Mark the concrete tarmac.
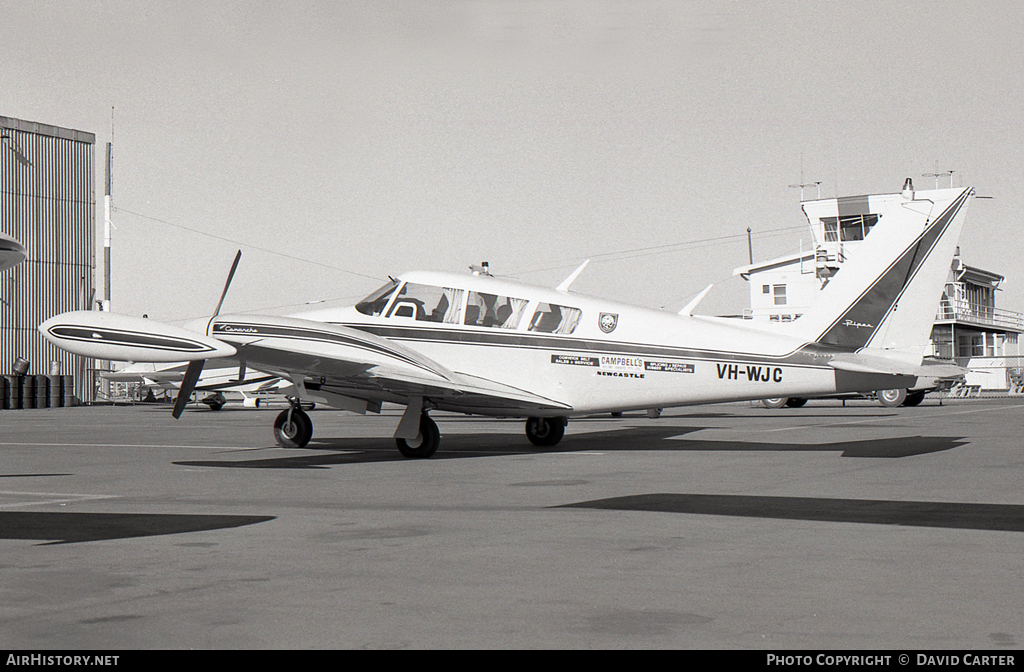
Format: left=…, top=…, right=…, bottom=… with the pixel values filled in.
left=1, top=397, right=1022, bottom=650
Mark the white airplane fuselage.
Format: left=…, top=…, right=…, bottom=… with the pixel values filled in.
left=292, top=272, right=879, bottom=416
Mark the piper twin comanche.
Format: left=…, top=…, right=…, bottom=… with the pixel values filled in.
left=40, top=183, right=973, bottom=458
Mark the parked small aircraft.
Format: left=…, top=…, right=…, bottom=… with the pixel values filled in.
left=0, top=232, right=26, bottom=274
left=39, top=184, right=973, bottom=458
left=102, top=362, right=289, bottom=409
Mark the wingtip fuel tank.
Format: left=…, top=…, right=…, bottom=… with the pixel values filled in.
left=38, top=311, right=236, bottom=362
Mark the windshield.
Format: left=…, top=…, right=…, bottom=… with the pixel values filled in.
left=355, top=279, right=399, bottom=316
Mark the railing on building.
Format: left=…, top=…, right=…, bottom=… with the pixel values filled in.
left=935, top=301, right=1024, bottom=330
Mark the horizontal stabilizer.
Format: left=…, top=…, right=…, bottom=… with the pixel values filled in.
left=39, top=311, right=237, bottom=362
left=829, top=352, right=966, bottom=379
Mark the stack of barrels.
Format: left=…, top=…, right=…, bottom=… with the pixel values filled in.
left=0, top=358, right=75, bottom=410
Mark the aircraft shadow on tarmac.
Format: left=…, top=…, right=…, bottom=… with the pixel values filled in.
left=0, top=511, right=275, bottom=545
left=171, top=424, right=969, bottom=469
left=558, top=494, right=1024, bottom=534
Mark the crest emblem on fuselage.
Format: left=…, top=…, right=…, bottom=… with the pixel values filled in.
left=599, top=312, right=618, bottom=334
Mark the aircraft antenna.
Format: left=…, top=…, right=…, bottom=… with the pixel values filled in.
left=922, top=162, right=955, bottom=189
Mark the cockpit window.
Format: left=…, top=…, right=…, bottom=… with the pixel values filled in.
left=387, top=283, right=464, bottom=324
left=529, top=303, right=581, bottom=334
left=355, top=279, right=399, bottom=316
left=464, top=292, right=529, bottom=329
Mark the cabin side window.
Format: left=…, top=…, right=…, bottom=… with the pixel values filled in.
left=464, top=291, right=529, bottom=329
left=355, top=280, right=399, bottom=316
left=387, top=283, right=464, bottom=324
left=529, top=302, right=581, bottom=335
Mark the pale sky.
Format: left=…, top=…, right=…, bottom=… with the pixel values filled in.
left=3, top=0, right=1022, bottom=322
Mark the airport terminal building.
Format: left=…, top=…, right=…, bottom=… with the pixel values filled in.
left=1, top=115, right=96, bottom=404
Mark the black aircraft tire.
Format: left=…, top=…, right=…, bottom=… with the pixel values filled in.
left=903, top=390, right=926, bottom=407
left=396, top=414, right=440, bottom=459
left=761, top=397, right=788, bottom=409
left=274, top=408, right=313, bottom=448
left=525, top=416, right=566, bottom=447
left=784, top=397, right=807, bottom=408
left=877, top=388, right=907, bottom=408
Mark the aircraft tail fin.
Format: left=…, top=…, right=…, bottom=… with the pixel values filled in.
left=786, top=184, right=973, bottom=365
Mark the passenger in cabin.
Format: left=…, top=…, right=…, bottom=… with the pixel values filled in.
left=464, top=292, right=529, bottom=329
left=431, top=294, right=449, bottom=322
left=496, top=303, right=512, bottom=326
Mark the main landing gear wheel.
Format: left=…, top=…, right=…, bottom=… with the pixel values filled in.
left=525, top=416, right=566, bottom=447
left=903, top=390, right=926, bottom=407
left=784, top=397, right=807, bottom=408
left=761, top=397, right=788, bottom=409
left=396, top=413, right=440, bottom=459
left=274, top=408, right=313, bottom=448
left=877, top=388, right=907, bottom=408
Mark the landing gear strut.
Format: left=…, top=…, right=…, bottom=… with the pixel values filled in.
left=274, top=401, right=313, bottom=448
left=525, top=416, right=567, bottom=447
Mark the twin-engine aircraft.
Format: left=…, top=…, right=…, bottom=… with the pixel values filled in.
left=40, top=183, right=973, bottom=458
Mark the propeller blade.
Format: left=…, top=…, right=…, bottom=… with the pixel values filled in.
left=212, top=250, right=242, bottom=319
left=172, top=359, right=206, bottom=419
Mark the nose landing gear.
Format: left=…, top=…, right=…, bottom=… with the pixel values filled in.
left=274, top=400, right=313, bottom=448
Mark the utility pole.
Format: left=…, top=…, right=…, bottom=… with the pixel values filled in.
left=103, top=107, right=113, bottom=312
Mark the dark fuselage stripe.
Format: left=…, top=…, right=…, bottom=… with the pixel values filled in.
left=340, top=323, right=840, bottom=370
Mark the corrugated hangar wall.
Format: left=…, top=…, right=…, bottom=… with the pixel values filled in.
left=1, top=115, right=96, bottom=404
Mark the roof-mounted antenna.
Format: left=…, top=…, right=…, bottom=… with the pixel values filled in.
left=556, top=260, right=590, bottom=292
left=679, top=284, right=714, bottom=316
left=788, top=153, right=821, bottom=200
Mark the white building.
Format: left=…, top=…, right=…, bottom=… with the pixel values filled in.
left=733, top=181, right=1023, bottom=393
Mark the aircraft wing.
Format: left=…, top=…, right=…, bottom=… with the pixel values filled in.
left=211, top=314, right=573, bottom=415
left=39, top=311, right=571, bottom=415
left=102, top=365, right=186, bottom=385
